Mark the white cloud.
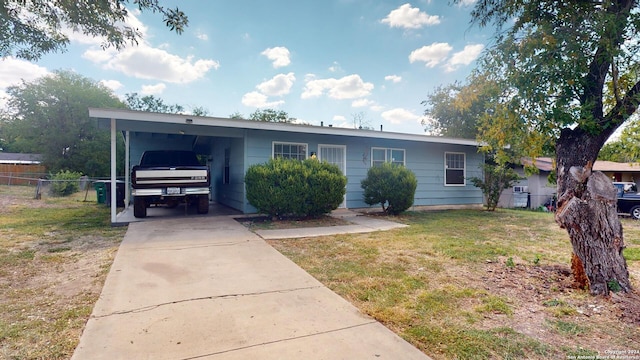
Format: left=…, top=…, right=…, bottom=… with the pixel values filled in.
left=301, top=74, right=374, bottom=100
left=195, top=31, right=209, bottom=41
left=458, top=0, right=477, bottom=6
left=381, top=108, right=422, bottom=125
left=141, top=83, right=166, bottom=95
left=100, top=79, right=123, bottom=91
left=82, top=48, right=118, bottom=63
left=261, top=46, right=291, bottom=68
left=76, top=9, right=217, bottom=84
left=241, top=91, right=285, bottom=108
left=370, top=105, right=384, bottom=112
left=409, top=43, right=453, bottom=67
left=385, top=75, right=402, bottom=83
left=352, top=98, right=375, bottom=108
left=328, top=61, right=342, bottom=73
left=86, top=45, right=219, bottom=84
left=65, top=9, right=148, bottom=47
left=0, top=57, right=50, bottom=89
left=256, top=72, right=296, bottom=96
left=333, top=115, right=346, bottom=122
left=381, top=3, right=440, bottom=29
left=445, top=44, right=484, bottom=72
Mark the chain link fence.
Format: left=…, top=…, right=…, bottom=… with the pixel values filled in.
left=0, top=174, right=124, bottom=205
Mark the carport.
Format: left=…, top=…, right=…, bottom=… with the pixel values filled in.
left=90, top=108, right=249, bottom=225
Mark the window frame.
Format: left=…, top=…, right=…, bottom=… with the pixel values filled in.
left=272, top=141, right=308, bottom=160
left=444, top=152, right=466, bottom=186
left=371, top=147, right=406, bottom=167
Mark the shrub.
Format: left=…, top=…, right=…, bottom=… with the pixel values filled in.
left=361, top=163, right=417, bottom=215
left=469, top=163, right=522, bottom=211
left=245, top=157, right=347, bottom=218
left=49, top=170, right=83, bottom=197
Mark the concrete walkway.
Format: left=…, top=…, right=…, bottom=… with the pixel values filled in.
left=72, top=214, right=428, bottom=359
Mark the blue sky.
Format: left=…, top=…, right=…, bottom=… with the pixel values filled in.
left=0, top=0, right=491, bottom=135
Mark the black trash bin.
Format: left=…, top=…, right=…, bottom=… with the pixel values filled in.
left=100, top=180, right=125, bottom=207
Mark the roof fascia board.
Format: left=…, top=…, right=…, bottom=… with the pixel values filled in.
left=89, top=108, right=479, bottom=146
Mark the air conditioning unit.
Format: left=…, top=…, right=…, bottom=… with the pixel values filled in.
left=513, top=186, right=529, bottom=193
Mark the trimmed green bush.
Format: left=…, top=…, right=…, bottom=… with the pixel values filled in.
left=245, top=157, right=347, bottom=218
left=50, top=170, right=83, bottom=197
left=361, top=163, right=417, bottom=215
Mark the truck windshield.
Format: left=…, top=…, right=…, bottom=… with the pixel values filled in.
left=141, top=151, right=201, bottom=167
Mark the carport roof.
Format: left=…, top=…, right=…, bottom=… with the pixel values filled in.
left=89, top=108, right=479, bottom=147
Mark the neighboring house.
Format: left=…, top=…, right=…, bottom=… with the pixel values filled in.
left=498, top=157, right=640, bottom=210
left=0, top=153, right=45, bottom=185
left=497, top=158, right=556, bottom=210
left=90, top=108, right=485, bottom=223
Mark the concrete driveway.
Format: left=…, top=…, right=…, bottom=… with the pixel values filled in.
left=72, top=215, right=429, bottom=359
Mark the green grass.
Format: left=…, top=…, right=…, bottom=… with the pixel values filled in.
left=0, top=186, right=125, bottom=359
left=269, top=208, right=640, bottom=359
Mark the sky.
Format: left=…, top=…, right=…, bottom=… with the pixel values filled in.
left=0, top=0, right=492, bottom=135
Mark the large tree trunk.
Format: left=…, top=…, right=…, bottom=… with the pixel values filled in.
left=555, top=128, right=631, bottom=295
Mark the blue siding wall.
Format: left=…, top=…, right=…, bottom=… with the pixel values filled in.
left=129, top=128, right=483, bottom=213
left=244, top=130, right=483, bottom=212
left=211, top=137, right=246, bottom=211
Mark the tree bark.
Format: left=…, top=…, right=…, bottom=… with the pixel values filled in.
left=555, top=129, right=631, bottom=295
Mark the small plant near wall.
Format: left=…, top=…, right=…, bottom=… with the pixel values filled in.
left=361, top=163, right=417, bottom=215
left=469, top=163, right=522, bottom=211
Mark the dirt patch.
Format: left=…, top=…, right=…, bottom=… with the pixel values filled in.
left=478, top=259, right=640, bottom=353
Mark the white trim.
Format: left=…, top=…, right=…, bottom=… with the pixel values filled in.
left=89, top=108, right=479, bottom=146
left=272, top=141, right=308, bottom=160
left=371, top=147, right=406, bottom=167
left=110, top=118, right=117, bottom=223
left=444, top=152, right=466, bottom=186
left=318, top=144, right=347, bottom=208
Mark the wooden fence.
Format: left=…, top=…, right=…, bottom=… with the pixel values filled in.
left=0, top=164, right=47, bottom=186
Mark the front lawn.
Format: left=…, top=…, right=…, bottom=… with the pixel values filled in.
left=268, top=209, right=640, bottom=359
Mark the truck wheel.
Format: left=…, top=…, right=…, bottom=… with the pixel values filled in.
left=197, top=195, right=209, bottom=214
left=134, top=197, right=147, bottom=218
left=631, top=206, right=640, bottom=220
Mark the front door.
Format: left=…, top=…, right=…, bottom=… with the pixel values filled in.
left=318, top=145, right=347, bottom=208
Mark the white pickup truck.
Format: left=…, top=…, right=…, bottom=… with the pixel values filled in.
left=131, top=150, right=210, bottom=218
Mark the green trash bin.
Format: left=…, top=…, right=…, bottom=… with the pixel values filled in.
left=94, top=181, right=107, bottom=204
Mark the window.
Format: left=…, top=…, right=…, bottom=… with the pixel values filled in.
left=273, top=142, right=307, bottom=160
left=371, top=147, right=405, bottom=167
left=445, top=152, right=465, bottom=186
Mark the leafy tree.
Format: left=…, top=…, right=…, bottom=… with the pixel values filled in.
left=125, top=93, right=185, bottom=114
left=421, top=81, right=487, bottom=139
left=1, top=0, right=188, bottom=60
left=599, top=118, right=640, bottom=162
left=361, top=163, right=417, bottom=215
left=229, top=112, right=244, bottom=120
left=458, top=0, right=640, bottom=294
left=249, top=109, right=293, bottom=123
left=1, top=70, right=126, bottom=176
left=469, top=162, right=522, bottom=211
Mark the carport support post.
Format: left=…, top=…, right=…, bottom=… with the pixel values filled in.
left=110, top=118, right=117, bottom=224
left=125, top=130, right=130, bottom=208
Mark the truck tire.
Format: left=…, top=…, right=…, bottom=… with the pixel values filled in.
left=197, top=195, right=209, bottom=214
left=631, top=206, right=640, bottom=220
left=134, top=197, right=147, bottom=218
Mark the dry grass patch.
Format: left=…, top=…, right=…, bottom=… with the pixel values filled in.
left=0, top=185, right=126, bottom=359
left=268, top=209, right=640, bottom=359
